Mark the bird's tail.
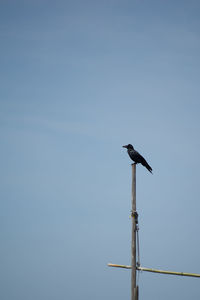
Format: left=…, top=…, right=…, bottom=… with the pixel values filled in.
left=142, top=160, right=153, bottom=174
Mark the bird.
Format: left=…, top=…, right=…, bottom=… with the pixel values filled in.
left=123, top=144, right=153, bottom=173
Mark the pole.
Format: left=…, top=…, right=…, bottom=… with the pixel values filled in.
left=131, top=164, right=137, bottom=300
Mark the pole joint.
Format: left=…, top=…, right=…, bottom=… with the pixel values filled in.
left=131, top=210, right=138, bottom=224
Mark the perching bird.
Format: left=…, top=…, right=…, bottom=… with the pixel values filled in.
left=123, top=144, right=153, bottom=173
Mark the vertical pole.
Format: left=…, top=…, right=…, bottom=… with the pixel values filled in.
left=131, top=164, right=137, bottom=300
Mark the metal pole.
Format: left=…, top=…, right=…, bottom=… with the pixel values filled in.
left=131, top=164, right=137, bottom=300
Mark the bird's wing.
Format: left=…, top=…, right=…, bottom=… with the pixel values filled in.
left=138, top=153, right=153, bottom=173
left=138, top=153, right=147, bottom=164
left=128, top=150, right=141, bottom=162
left=134, top=150, right=143, bottom=161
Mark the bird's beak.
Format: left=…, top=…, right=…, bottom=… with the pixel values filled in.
left=122, top=145, right=128, bottom=148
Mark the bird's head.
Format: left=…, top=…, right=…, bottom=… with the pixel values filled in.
left=123, top=144, right=134, bottom=150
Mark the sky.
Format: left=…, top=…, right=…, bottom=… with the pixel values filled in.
left=1, top=0, right=200, bottom=299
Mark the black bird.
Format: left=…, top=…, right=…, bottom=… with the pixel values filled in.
left=123, top=144, right=153, bottom=173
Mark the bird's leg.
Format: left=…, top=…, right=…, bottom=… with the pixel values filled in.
left=132, top=162, right=138, bottom=165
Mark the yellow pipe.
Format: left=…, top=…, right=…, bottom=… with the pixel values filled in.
left=107, top=263, right=200, bottom=278
left=108, top=263, right=131, bottom=269
left=137, top=267, right=200, bottom=278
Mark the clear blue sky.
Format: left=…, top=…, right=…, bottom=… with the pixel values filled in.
left=1, top=0, right=200, bottom=299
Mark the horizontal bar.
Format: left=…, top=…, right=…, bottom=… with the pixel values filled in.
left=108, top=263, right=131, bottom=269
left=137, top=267, right=200, bottom=278
left=107, top=263, right=200, bottom=278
